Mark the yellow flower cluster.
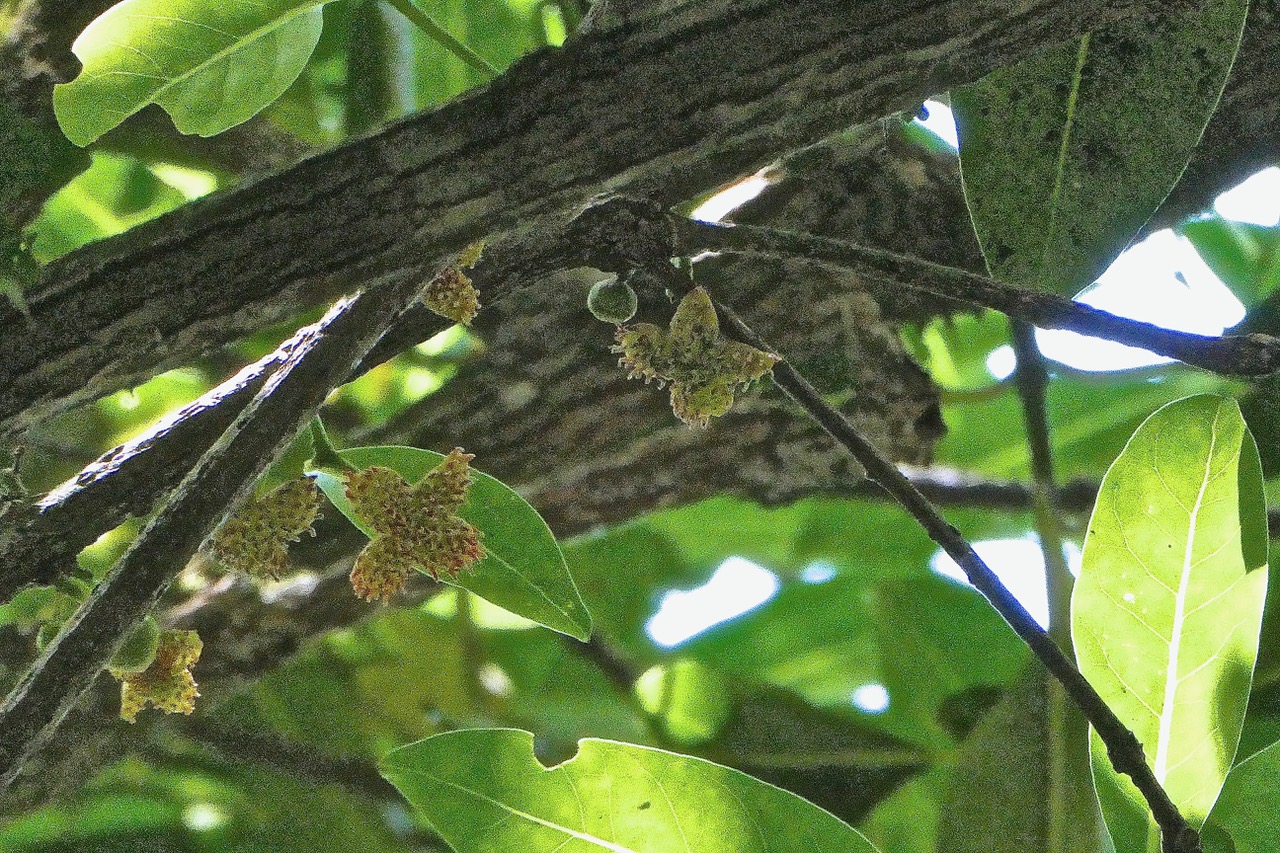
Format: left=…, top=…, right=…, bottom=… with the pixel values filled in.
left=613, top=287, right=779, bottom=427
left=344, top=448, right=485, bottom=601
left=113, top=629, right=202, bottom=723
left=208, top=478, right=321, bottom=580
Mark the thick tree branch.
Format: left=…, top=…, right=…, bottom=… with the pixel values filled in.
left=171, top=718, right=403, bottom=802
left=705, top=293, right=1201, bottom=853
left=678, top=219, right=1280, bottom=377
left=0, top=192, right=932, bottom=601
left=0, top=0, right=1171, bottom=437
left=0, top=262, right=431, bottom=790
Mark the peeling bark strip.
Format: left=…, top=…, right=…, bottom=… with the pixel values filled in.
left=0, top=0, right=1163, bottom=437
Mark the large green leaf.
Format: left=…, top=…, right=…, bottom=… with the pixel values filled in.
left=380, top=729, right=883, bottom=851
left=936, top=665, right=1113, bottom=853
left=1180, top=217, right=1280, bottom=309
left=311, top=446, right=592, bottom=641
left=872, top=575, right=1027, bottom=749
left=934, top=367, right=1231, bottom=482
left=953, top=0, right=1247, bottom=294
left=1202, top=739, right=1280, bottom=853
left=1072, top=395, right=1268, bottom=845
left=53, top=0, right=336, bottom=146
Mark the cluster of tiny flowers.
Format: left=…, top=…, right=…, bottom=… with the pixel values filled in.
left=208, top=478, right=321, bottom=579
left=113, top=629, right=203, bottom=723
left=344, top=448, right=485, bottom=601
left=422, top=267, right=481, bottom=325
left=613, top=287, right=779, bottom=427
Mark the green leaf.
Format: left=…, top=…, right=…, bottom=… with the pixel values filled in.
left=873, top=575, right=1028, bottom=749
left=311, top=446, right=592, bottom=641
left=953, top=0, right=1248, bottom=294
left=705, top=681, right=928, bottom=824
left=1072, top=395, right=1268, bottom=842
left=345, top=0, right=417, bottom=134
left=380, top=729, right=883, bottom=852
left=936, top=665, right=1113, bottom=853
left=1180, top=218, right=1280, bottom=308
left=1202, top=739, right=1280, bottom=853
left=53, top=0, right=336, bottom=146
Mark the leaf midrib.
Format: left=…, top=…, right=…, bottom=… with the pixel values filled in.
left=1153, top=405, right=1222, bottom=782
left=393, top=767, right=642, bottom=853
left=75, top=1, right=322, bottom=101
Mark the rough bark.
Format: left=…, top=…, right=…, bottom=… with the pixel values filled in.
left=0, top=260, right=434, bottom=790
left=0, top=0, right=1170, bottom=437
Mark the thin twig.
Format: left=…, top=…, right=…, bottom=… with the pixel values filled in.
left=0, top=265, right=431, bottom=791
left=704, top=291, right=1201, bottom=853
left=678, top=218, right=1280, bottom=378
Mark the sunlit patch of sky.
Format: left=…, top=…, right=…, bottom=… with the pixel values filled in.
left=914, top=99, right=960, bottom=149
left=645, top=557, right=780, bottom=648
left=914, top=100, right=1275, bottom=376
left=852, top=683, right=891, bottom=714
left=1215, top=166, right=1280, bottom=226
left=801, top=561, right=838, bottom=584
left=182, top=803, right=226, bottom=832
left=931, top=537, right=1082, bottom=630
left=689, top=170, right=774, bottom=223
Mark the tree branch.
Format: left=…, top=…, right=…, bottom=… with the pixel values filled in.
left=704, top=293, right=1200, bottom=852
left=0, top=262, right=431, bottom=790
left=0, top=0, right=1170, bottom=436
left=677, top=219, right=1280, bottom=377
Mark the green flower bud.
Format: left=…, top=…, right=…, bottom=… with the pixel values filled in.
left=588, top=276, right=638, bottom=325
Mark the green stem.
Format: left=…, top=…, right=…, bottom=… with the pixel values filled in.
left=309, top=417, right=356, bottom=473
left=1009, top=321, right=1088, bottom=853
left=1009, top=322, right=1074, bottom=649
left=383, top=0, right=499, bottom=78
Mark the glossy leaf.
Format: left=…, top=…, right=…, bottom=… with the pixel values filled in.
left=935, top=367, right=1229, bottom=482
left=54, top=0, right=337, bottom=146
left=1073, top=395, right=1268, bottom=840
left=953, top=0, right=1247, bottom=294
left=311, top=446, right=591, bottom=641
left=380, top=729, right=883, bottom=852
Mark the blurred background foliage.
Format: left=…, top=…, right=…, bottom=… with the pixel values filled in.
left=2, top=0, right=1279, bottom=851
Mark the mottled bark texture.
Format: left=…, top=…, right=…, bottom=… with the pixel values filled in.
left=1, top=0, right=1275, bottom=816
left=0, top=0, right=1168, bottom=437
left=370, top=126, right=959, bottom=532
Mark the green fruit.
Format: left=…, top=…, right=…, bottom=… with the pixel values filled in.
left=109, top=615, right=160, bottom=674
left=587, top=276, right=638, bottom=324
